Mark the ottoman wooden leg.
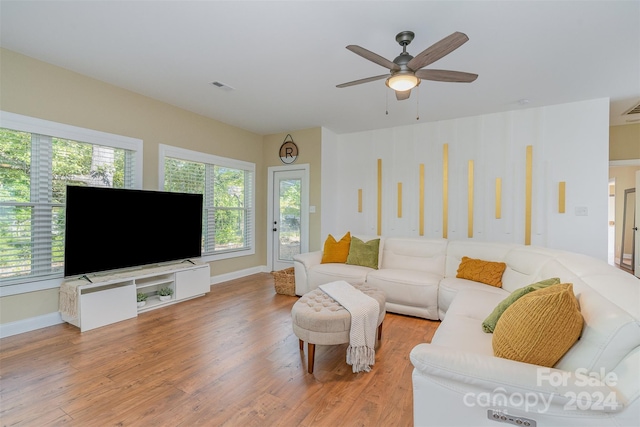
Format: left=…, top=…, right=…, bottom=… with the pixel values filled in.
left=377, top=321, right=383, bottom=341
left=299, top=339, right=304, bottom=351
left=307, top=343, right=315, bottom=374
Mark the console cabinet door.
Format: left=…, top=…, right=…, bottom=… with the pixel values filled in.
left=80, top=282, right=137, bottom=332
left=175, top=266, right=210, bottom=300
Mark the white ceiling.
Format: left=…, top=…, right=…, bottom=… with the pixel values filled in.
left=1, top=1, right=639, bottom=135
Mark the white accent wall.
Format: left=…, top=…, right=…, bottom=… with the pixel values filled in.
left=321, top=98, right=609, bottom=260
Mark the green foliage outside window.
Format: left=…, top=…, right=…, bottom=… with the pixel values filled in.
left=0, top=127, right=129, bottom=280
left=279, top=179, right=301, bottom=241
left=0, top=129, right=31, bottom=203
left=164, top=158, right=250, bottom=254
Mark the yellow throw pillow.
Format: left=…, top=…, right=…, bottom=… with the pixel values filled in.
left=482, top=277, right=561, bottom=333
left=321, top=232, right=351, bottom=263
left=492, top=283, right=583, bottom=367
left=456, top=256, right=507, bottom=287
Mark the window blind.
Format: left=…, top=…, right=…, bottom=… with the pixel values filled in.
left=163, top=151, right=254, bottom=258
left=0, top=126, right=137, bottom=283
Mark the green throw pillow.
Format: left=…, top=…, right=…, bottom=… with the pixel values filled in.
left=482, top=277, right=560, bottom=333
left=345, top=237, right=380, bottom=269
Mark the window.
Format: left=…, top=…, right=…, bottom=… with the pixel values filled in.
left=0, top=112, right=142, bottom=291
left=159, top=144, right=255, bottom=260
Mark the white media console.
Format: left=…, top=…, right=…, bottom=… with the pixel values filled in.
left=60, top=261, right=210, bottom=332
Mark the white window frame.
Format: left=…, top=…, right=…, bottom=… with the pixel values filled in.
left=0, top=111, right=143, bottom=296
left=158, top=144, right=256, bottom=262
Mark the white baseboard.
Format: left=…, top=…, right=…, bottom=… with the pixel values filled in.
left=0, top=311, right=64, bottom=339
left=210, top=265, right=269, bottom=285
left=0, top=266, right=270, bottom=338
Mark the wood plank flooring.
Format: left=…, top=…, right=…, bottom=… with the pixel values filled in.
left=0, top=273, right=439, bottom=426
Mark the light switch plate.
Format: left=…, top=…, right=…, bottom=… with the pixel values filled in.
left=575, top=206, right=588, bottom=216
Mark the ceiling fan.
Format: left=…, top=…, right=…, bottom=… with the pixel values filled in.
left=336, top=31, right=478, bottom=100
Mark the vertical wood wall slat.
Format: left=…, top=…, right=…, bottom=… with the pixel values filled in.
left=525, top=145, right=533, bottom=245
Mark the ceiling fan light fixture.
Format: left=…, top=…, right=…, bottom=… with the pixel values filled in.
left=386, top=74, right=419, bottom=91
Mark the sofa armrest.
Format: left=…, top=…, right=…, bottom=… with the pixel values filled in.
left=293, top=251, right=323, bottom=269
left=410, top=343, right=626, bottom=414
left=292, top=251, right=323, bottom=296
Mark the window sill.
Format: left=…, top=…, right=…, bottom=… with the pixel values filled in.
left=201, top=248, right=255, bottom=263
left=0, top=276, right=63, bottom=297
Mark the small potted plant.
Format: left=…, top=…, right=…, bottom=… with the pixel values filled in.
left=158, top=287, right=174, bottom=302
left=137, top=292, right=148, bottom=307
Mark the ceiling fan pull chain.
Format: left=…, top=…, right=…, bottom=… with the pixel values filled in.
left=386, top=89, right=389, bottom=115
left=416, top=86, right=420, bottom=120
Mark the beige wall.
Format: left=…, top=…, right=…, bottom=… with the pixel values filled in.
left=0, top=48, right=268, bottom=324
left=0, top=289, right=60, bottom=323
left=610, top=123, right=640, bottom=160
left=263, top=129, right=323, bottom=252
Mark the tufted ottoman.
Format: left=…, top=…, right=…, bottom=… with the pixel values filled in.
left=291, top=282, right=386, bottom=373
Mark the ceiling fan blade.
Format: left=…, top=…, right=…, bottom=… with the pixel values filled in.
left=336, top=74, right=388, bottom=88
left=415, top=69, right=478, bottom=83
left=395, top=90, right=411, bottom=101
left=407, top=32, right=469, bottom=71
left=346, top=45, right=400, bottom=71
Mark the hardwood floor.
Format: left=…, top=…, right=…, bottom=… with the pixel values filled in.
left=0, top=273, right=439, bottom=426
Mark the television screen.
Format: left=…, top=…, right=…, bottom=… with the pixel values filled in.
left=64, top=186, right=203, bottom=277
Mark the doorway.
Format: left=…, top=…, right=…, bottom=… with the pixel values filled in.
left=608, top=179, right=615, bottom=265
left=267, top=165, right=309, bottom=271
left=620, top=188, right=635, bottom=273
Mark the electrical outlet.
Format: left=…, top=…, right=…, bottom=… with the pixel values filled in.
left=575, top=206, right=588, bottom=216
left=487, top=409, right=537, bottom=427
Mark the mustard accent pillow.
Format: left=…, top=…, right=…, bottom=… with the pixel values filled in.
left=321, top=232, right=351, bottom=263
left=346, top=237, right=380, bottom=269
left=456, top=256, right=507, bottom=287
left=482, top=277, right=561, bottom=333
left=492, top=283, right=583, bottom=367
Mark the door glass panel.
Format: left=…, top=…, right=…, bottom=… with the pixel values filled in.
left=278, top=178, right=301, bottom=261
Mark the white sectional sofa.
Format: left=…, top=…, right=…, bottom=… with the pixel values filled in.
left=294, top=235, right=448, bottom=319
left=293, top=236, right=640, bottom=427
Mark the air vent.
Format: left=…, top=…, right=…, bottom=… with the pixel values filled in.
left=623, top=101, right=640, bottom=115
left=210, top=81, right=235, bottom=92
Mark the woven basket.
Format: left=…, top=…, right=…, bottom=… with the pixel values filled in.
left=272, top=267, right=296, bottom=296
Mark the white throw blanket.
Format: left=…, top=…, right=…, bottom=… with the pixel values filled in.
left=319, top=281, right=379, bottom=373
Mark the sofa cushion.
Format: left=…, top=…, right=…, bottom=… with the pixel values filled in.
left=438, top=277, right=509, bottom=319
left=346, top=236, right=380, bottom=269
left=482, top=277, right=561, bottom=333
left=456, top=256, right=507, bottom=287
left=431, top=289, right=503, bottom=354
left=492, top=283, right=583, bottom=367
left=321, top=232, right=351, bottom=263
left=380, top=237, right=447, bottom=272
left=500, top=247, right=559, bottom=292
left=366, top=269, right=440, bottom=319
left=307, top=263, right=372, bottom=289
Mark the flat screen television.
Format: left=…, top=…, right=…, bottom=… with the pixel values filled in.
left=64, top=186, right=203, bottom=278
